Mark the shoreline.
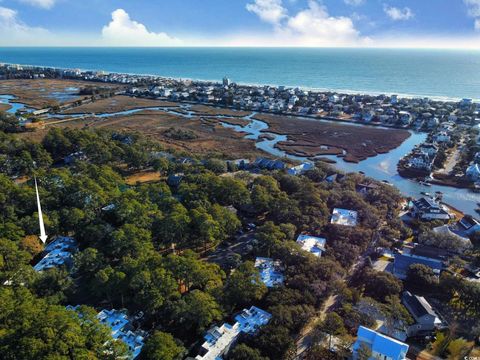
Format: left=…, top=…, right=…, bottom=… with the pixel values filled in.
left=1, top=61, right=477, bottom=103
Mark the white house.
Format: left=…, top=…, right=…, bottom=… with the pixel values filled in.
left=254, top=257, right=284, bottom=287
left=331, top=208, right=358, bottom=226
left=296, top=234, right=326, bottom=257
left=196, top=307, right=271, bottom=360
left=410, top=197, right=451, bottom=221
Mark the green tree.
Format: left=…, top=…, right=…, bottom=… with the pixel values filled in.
left=447, top=338, right=471, bottom=360
left=227, top=344, right=268, bottom=360
left=224, top=261, right=267, bottom=309
left=141, top=331, right=185, bottom=360
left=319, top=312, right=346, bottom=350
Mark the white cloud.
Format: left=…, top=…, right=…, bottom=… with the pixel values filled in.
left=465, top=0, right=480, bottom=17
left=101, top=9, right=181, bottom=46
left=246, top=0, right=287, bottom=25
left=246, top=0, right=367, bottom=46
left=383, top=5, right=414, bottom=21
left=18, top=0, right=57, bottom=9
left=0, top=6, right=51, bottom=45
left=464, top=0, right=480, bottom=30
left=344, top=0, right=365, bottom=6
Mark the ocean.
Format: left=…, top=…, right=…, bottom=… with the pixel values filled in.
left=0, top=47, right=479, bottom=101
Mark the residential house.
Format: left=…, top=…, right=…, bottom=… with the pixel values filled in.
left=296, top=234, right=327, bottom=257
left=392, top=246, right=444, bottom=280
left=287, top=162, right=314, bottom=175
left=331, top=208, right=358, bottom=226
left=410, top=197, right=451, bottom=221
left=195, top=307, right=271, bottom=360
left=352, top=326, right=409, bottom=360
left=402, top=291, right=442, bottom=337
left=466, top=163, right=480, bottom=181
left=67, top=307, right=146, bottom=359
left=254, top=257, right=284, bottom=287
left=458, top=216, right=480, bottom=235
left=434, top=131, right=451, bottom=144
left=33, top=236, right=78, bottom=272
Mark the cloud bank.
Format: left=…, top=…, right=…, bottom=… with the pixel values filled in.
left=464, top=0, right=480, bottom=30
left=101, top=9, right=181, bottom=46
left=246, top=0, right=368, bottom=46
left=0, top=6, right=51, bottom=45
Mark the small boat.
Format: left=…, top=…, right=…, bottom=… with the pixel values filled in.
left=421, top=192, right=431, bottom=197
left=359, top=171, right=365, bottom=175
left=419, top=181, right=432, bottom=187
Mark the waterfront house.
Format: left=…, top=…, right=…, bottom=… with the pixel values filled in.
left=466, top=163, right=480, bottom=181
left=296, top=234, right=327, bottom=257
left=287, top=162, right=314, bottom=175
left=355, top=183, right=379, bottom=196
left=410, top=197, right=451, bottom=221
left=432, top=224, right=472, bottom=251
left=408, top=152, right=433, bottom=171
left=433, top=131, right=451, bottom=144
left=398, top=111, right=412, bottom=125
left=418, top=143, right=438, bottom=158
left=352, top=326, right=409, bottom=360
left=402, top=291, right=442, bottom=337
left=458, top=215, right=480, bottom=235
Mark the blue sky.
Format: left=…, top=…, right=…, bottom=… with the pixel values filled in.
left=0, top=0, right=479, bottom=47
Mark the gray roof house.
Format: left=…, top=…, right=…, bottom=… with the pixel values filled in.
left=402, top=291, right=442, bottom=337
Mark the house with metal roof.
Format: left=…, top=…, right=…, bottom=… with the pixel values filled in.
left=392, top=250, right=444, bottom=280
left=66, top=307, right=145, bottom=359
left=410, top=197, right=451, bottom=221
left=352, top=326, right=409, bottom=360
left=33, top=236, right=78, bottom=272
left=254, top=257, right=284, bottom=287
left=195, top=306, right=271, bottom=360
left=296, top=234, right=326, bottom=257
left=402, top=291, right=442, bottom=337
left=331, top=208, right=358, bottom=226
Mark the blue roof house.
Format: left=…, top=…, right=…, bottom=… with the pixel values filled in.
left=352, top=326, right=409, bottom=360
left=392, top=252, right=444, bottom=280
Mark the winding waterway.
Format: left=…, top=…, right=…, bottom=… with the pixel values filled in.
left=2, top=94, right=479, bottom=216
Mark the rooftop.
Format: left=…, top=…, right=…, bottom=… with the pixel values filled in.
left=331, top=208, right=358, bottom=226
left=402, top=291, right=441, bottom=325
left=254, top=257, right=284, bottom=287
left=353, top=326, right=409, bottom=360
left=195, top=306, right=271, bottom=360
left=296, top=234, right=326, bottom=257
left=67, top=306, right=145, bottom=359
left=33, top=236, right=78, bottom=272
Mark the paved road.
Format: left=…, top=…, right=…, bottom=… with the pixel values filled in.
left=204, top=230, right=255, bottom=267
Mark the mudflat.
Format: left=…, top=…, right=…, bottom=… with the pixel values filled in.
left=61, top=95, right=178, bottom=114
left=43, top=110, right=264, bottom=159
left=0, top=79, right=122, bottom=109
left=253, top=113, right=411, bottom=162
